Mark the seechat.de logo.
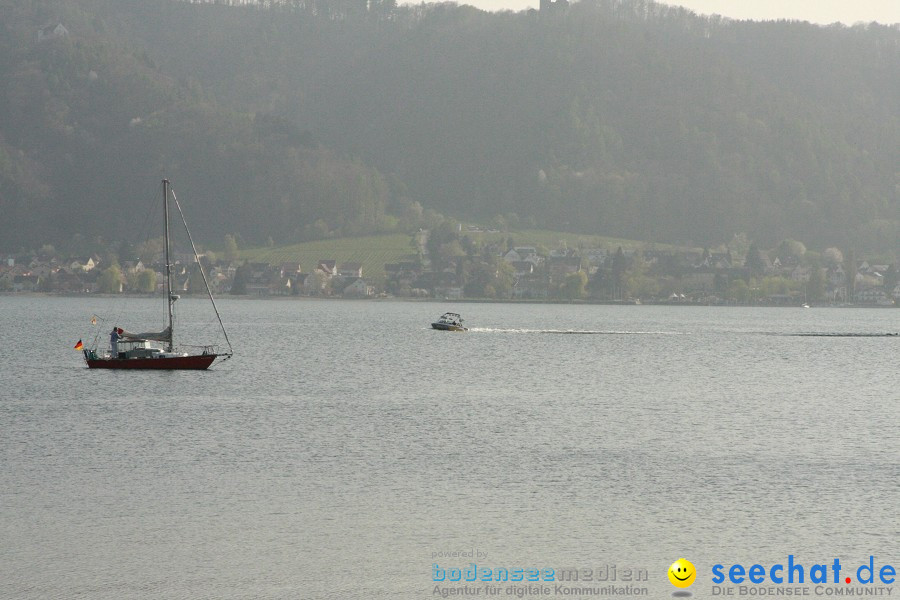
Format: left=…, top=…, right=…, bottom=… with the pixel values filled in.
left=669, top=558, right=697, bottom=588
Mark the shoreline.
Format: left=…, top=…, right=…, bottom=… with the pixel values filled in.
left=1, top=291, right=895, bottom=308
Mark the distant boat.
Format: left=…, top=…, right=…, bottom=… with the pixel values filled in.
left=802, top=303, right=811, bottom=309
left=81, top=179, right=233, bottom=370
left=431, top=312, right=467, bottom=332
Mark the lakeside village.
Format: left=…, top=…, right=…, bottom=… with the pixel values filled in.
left=2, top=231, right=899, bottom=306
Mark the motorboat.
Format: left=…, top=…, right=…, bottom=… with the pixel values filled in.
left=431, top=312, right=467, bottom=332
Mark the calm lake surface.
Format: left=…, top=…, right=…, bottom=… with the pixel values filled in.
left=1, top=296, right=898, bottom=599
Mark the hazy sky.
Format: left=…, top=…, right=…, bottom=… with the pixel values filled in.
left=459, top=0, right=900, bottom=24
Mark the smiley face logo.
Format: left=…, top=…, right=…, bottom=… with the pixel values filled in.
left=668, top=558, right=696, bottom=588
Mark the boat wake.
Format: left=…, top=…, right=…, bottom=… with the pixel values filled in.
left=782, top=332, right=899, bottom=337
left=466, top=328, right=683, bottom=335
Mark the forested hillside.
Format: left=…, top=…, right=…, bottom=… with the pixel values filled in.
left=0, top=0, right=417, bottom=250
left=1, top=0, right=898, bottom=254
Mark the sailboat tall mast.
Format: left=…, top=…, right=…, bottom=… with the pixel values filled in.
left=163, top=179, right=174, bottom=352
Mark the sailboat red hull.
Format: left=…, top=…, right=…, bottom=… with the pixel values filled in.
left=86, top=354, right=218, bottom=370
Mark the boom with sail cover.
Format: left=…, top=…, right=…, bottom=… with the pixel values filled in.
left=117, top=327, right=172, bottom=343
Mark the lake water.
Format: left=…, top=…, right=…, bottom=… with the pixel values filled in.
left=1, top=296, right=898, bottom=599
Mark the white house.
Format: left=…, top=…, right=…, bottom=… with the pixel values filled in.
left=856, top=287, right=892, bottom=305
left=342, top=277, right=373, bottom=297
left=296, top=273, right=323, bottom=295
left=316, top=259, right=337, bottom=278
left=37, top=23, right=68, bottom=42
left=70, top=257, right=96, bottom=272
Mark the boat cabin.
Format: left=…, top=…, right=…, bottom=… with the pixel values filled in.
left=436, top=312, right=463, bottom=325
left=115, top=339, right=164, bottom=359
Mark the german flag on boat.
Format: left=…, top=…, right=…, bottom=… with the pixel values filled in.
left=73, top=339, right=83, bottom=351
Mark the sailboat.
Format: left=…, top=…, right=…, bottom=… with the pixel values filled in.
left=82, top=179, right=233, bottom=370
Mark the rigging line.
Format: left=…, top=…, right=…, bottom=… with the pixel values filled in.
left=170, top=187, right=234, bottom=357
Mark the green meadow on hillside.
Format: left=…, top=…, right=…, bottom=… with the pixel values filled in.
left=238, top=230, right=694, bottom=283
left=239, top=234, right=419, bottom=281
left=462, top=229, right=691, bottom=253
